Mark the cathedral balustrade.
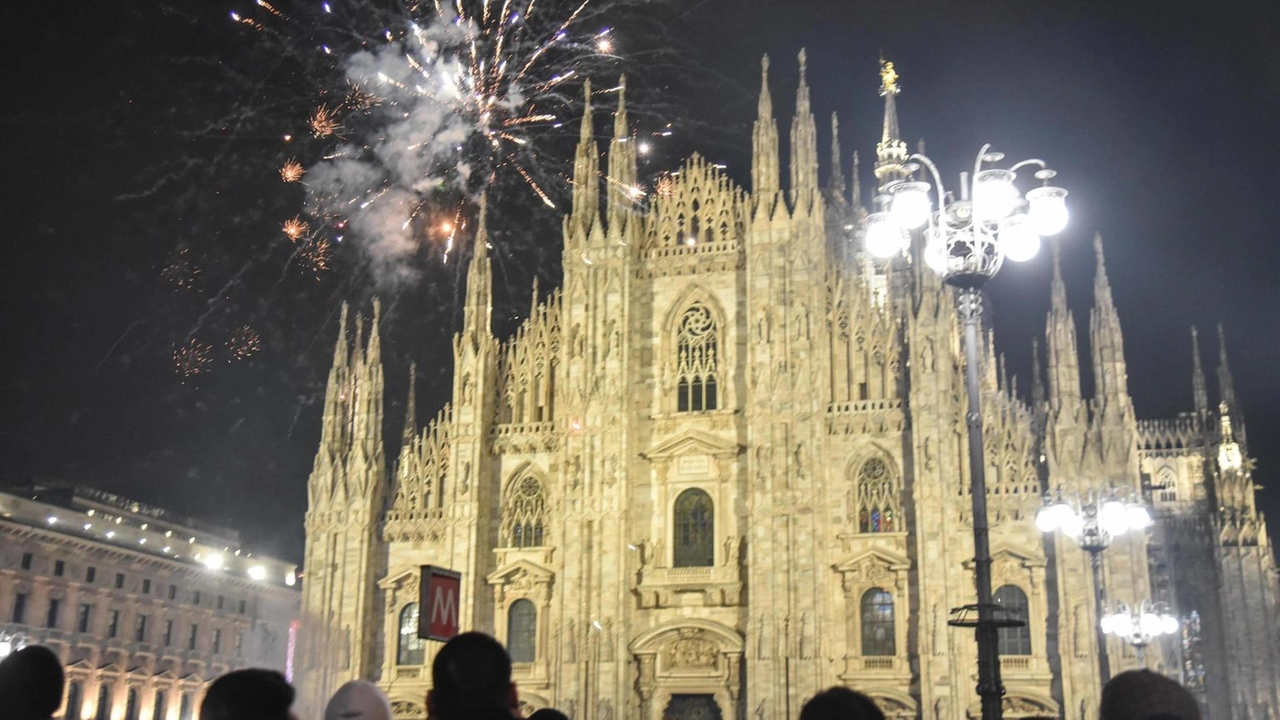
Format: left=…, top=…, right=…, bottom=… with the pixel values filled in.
left=825, top=398, right=905, bottom=435
left=635, top=562, right=742, bottom=609
left=492, top=421, right=559, bottom=454
left=1137, top=416, right=1202, bottom=451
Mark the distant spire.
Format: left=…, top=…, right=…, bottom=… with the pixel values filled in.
left=1217, top=323, right=1236, bottom=411
left=366, top=297, right=382, bottom=367
left=570, top=80, right=599, bottom=233
left=751, top=54, right=780, bottom=213
left=828, top=112, right=846, bottom=200
left=874, top=58, right=908, bottom=188
left=463, top=193, right=493, bottom=343
left=1191, top=326, right=1208, bottom=419
left=789, top=48, right=819, bottom=212
left=606, top=75, right=637, bottom=226
left=1089, top=232, right=1131, bottom=407
left=851, top=151, right=864, bottom=214
left=1046, top=239, right=1083, bottom=410
left=1031, top=337, right=1046, bottom=410
left=403, top=361, right=417, bottom=444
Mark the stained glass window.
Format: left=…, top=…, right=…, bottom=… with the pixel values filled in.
left=994, top=585, right=1031, bottom=655
left=398, top=603, right=425, bottom=665
left=674, top=489, right=714, bottom=567
left=502, top=475, right=547, bottom=548
left=676, top=304, right=719, bottom=412
left=856, top=458, right=900, bottom=533
left=861, top=588, right=896, bottom=656
left=508, top=599, right=537, bottom=663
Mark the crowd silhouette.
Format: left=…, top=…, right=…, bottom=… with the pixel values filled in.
left=0, top=632, right=1203, bottom=720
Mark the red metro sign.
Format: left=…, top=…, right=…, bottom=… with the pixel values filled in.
left=419, top=565, right=462, bottom=642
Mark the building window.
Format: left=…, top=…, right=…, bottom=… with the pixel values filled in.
left=238, top=599, right=247, bottom=614
left=46, top=598, right=60, bottom=629
left=21, top=553, right=33, bottom=570
left=502, top=475, right=547, bottom=548
left=855, top=457, right=900, bottom=533
left=115, top=573, right=125, bottom=589
left=143, top=579, right=151, bottom=594
left=87, top=566, right=97, bottom=583
left=507, top=599, right=537, bottom=663
left=153, top=690, right=167, bottom=720
left=860, top=587, right=896, bottom=656
left=994, top=585, right=1032, bottom=656
left=213, top=629, right=223, bottom=654
left=96, top=685, right=112, bottom=720
left=1157, top=466, right=1178, bottom=503
left=217, top=595, right=224, bottom=610
left=78, top=603, right=92, bottom=633
left=675, top=303, right=719, bottom=412
left=673, top=488, right=715, bottom=567
left=188, top=624, right=199, bottom=651
left=55, top=560, right=65, bottom=576
left=136, top=614, right=148, bottom=642
left=66, top=682, right=83, bottom=720
left=125, top=687, right=140, bottom=720
left=169, top=585, right=177, bottom=600
left=397, top=603, right=425, bottom=666
left=163, top=620, right=173, bottom=646
left=179, top=693, right=191, bottom=720
left=193, top=591, right=200, bottom=605
left=108, top=610, right=120, bottom=638
left=12, top=593, right=27, bottom=624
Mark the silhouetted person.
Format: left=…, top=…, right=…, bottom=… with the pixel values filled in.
left=0, top=645, right=65, bottom=720
left=1101, top=670, right=1201, bottom=720
left=528, top=709, right=570, bottom=720
left=325, top=680, right=392, bottom=720
left=428, top=632, right=518, bottom=720
left=800, top=686, right=886, bottom=720
left=200, top=668, right=297, bottom=720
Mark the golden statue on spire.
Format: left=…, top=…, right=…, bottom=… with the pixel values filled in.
left=879, top=59, right=900, bottom=96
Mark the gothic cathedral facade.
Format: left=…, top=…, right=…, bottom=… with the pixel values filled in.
left=296, top=56, right=1280, bottom=720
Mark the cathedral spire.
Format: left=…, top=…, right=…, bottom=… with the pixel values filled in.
left=751, top=54, right=780, bottom=215
left=828, top=112, right=846, bottom=201
left=1089, top=232, right=1130, bottom=401
left=463, top=193, right=493, bottom=344
left=1046, top=241, right=1083, bottom=413
left=1191, top=326, right=1208, bottom=420
left=570, top=80, right=599, bottom=234
left=874, top=58, right=908, bottom=188
left=789, top=48, right=819, bottom=213
left=606, top=75, right=637, bottom=226
left=1217, top=323, right=1237, bottom=411
left=403, top=361, right=417, bottom=445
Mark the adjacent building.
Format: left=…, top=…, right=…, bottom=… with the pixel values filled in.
left=295, top=56, right=1280, bottom=720
left=0, top=483, right=300, bottom=720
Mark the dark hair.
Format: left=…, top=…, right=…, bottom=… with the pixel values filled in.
left=528, top=709, right=571, bottom=720
left=0, top=645, right=65, bottom=720
left=800, top=686, right=886, bottom=720
left=200, top=668, right=295, bottom=720
left=1101, top=670, right=1200, bottom=720
left=431, top=632, right=513, bottom=718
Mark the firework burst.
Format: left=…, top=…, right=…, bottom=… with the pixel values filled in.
left=280, top=159, right=306, bottom=182
left=173, top=338, right=214, bottom=380
left=227, top=325, right=263, bottom=361
left=282, top=216, right=310, bottom=241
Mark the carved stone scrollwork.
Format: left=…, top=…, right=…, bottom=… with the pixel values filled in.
left=665, top=628, right=719, bottom=669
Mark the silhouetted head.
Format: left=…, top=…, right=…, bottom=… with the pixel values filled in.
left=428, top=632, right=515, bottom=720
left=1101, top=670, right=1200, bottom=720
left=0, top=645, right=65, bottom=720
left=528, top=709, right=570, bottom=720
left=325, top=680, right=392, bottom=720
left=200, top=668, right=296, bottom=720
left=800, top=686, right=886, bottom=720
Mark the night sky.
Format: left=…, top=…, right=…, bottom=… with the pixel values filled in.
left=4, top=0, right=1280, bottom=564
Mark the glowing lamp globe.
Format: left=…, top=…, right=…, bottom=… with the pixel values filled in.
left=999, top=215, right=1040, bottom=262
left=890, top=181, right=932, bottom=229
left=973, top=169, right=1019, bottom=222
left=1160, top=615, right=1179, bottom=635
left=1100, top=500, right=1129, bottom=536
left=1027, top=186, right=1069, bottom=236
left=864, top=213, right=908, bottom=259
left=923, top=229, right=949, bottom=275
left=1125, top=505, right=1152, bottom=531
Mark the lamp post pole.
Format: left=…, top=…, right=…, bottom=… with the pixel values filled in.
left=865, top=141, right=1070, bottom=720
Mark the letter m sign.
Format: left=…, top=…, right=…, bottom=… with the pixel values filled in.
left=419, top=565, right=462, bottom=641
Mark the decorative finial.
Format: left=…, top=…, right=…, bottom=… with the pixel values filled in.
left=762, top=53, right=770, bottom=74
left=1093, top=231, right=1106, bottom=272
left=880, top=59, right=900, bottom=96
left=798, top=48, right=807, bottom=77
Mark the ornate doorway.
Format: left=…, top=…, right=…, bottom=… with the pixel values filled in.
left=664, top=694, right=722, bottom=720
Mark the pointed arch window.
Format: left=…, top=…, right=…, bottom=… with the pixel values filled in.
left=673, top=488, right=714, bottom=567
left=96, top=685, right=112, bottom=720
left=398, top=603, right=425, bottom=665
left=994, top=585, right=1032, bottom=656
left=855, top=458, right=900, bottom=533
left=154, top=690, right=167, bottom=720
left=1157, top=466, right=1178, bottom=502
left=66, top=682, right=83, bottom=720
left=676, top=303, right=719, bottom=412
left=507, top=599, right=537, bottom=663
left=125, top=687, right=140, bottom=720
left=860, top=587, right=896, bottom=656
left=179, top=692, right=192, bottom=720
left=502, top=475, right=547, bottom=548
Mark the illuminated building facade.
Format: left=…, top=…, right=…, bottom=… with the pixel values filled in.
left=0, top=484, right=300, bottom=720
left=296, top=57, right=1280, bottom=720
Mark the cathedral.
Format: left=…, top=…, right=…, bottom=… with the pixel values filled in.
left=295, top=55, right=1280, bottom=720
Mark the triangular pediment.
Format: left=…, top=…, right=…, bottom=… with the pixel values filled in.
left=642, top=429, right=741, bottom=460
left=378, top=567, right=422, bottom=590
left=833, top=546, right=911, bottom=574
left=962, top=542, right=1045, bottom=570
left=486, top=557, right=554, bottom=585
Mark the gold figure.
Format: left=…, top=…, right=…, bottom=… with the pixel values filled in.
left=880, top=60, right=900, bottom=95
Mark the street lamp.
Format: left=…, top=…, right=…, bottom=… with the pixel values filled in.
left=1101, top=599, right=1178, bottom=666
left=0, top=628, right=26, bottom=660
left=867, top=145, right=1068, bottom=720
left=1036, top=489, right=1152, bottom=684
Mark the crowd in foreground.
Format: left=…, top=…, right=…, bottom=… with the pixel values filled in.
left=0, top=632, right=1204, bottom=720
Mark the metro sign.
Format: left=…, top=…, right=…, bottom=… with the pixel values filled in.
left=419, top=565, right=462, bottom=641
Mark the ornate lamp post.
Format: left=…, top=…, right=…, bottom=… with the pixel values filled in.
left=1101, top=599, right=1179, bottom=667
left=1036, top=489, right=1152, bottom=684
left=0, top=628, right=26, bottom=660
left=865, top=145, right=1069, bottom=720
